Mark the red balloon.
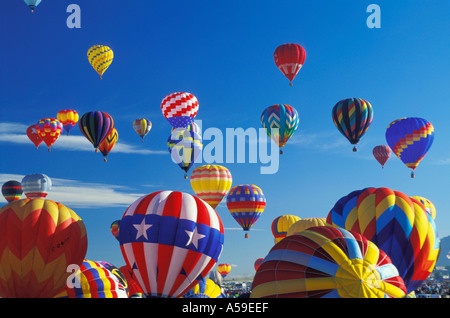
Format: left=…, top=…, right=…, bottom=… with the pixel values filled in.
left=273, top=43, right=306, bottom=85
left=26, top=124, right=42, bottom=149
left=373, top=145, right=392, bottom=168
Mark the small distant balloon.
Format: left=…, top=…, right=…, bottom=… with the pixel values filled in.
left=87, top=45, right=114, bottom=79
left=24, top=0, right=42, bottom=13
left=2, top=181, right=23, bottom=202
left=373, top=145, right=392, bottom=168
left=57, top=109, right=79, bottom=136
left=21, top=173, right=52, bottom=198
left=273, top=43, right=306, bottom=86
left=37, top=118, right=63, bottom=151
left=133, top=118, right=152, bottom=142
left=161, top=92, right=199, bottom=128
left=98, top=128, right=118, bottom=162
left=26, top=124, right=42, bottom=149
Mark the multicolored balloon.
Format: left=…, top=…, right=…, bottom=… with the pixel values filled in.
left=133, top=118, right=152, bottom=142
left=161, top=92, right=199, bottom=128
left=2, top=180, right=23, bottom=202
left=79, top=111, right=114, bottom=152
left=273, top=43, right=306, bottom=86
left=110, top=219, right=120, bottom=241
left=37, top=118, right=63, bottom=151
left=385, top=117, right=434, bottom=178
left=119, top=191, right=224, bottom=298
left=57, top=109, right=79, bottom=136
left=190, top=165, right=232, bottom=209
left=183, top=277, right=225, bottom=298
left=98, top=128, right=118, bottom=162
left=168, top=128, right=203, bottom=178
left=87, top=45, right=114, bottom=79
left=21, top=173, right=52, bottom=198
left=24, top=0, right=41, bottom=13
left=326, top=187, right=440, bottom=293
left=372, top=145, right=392, bottom=168
left=261, top=104, right=299, bottom=154
left=26, top=124, right=42, bottom=149
left=410, top=196, right=436, bottom=220
left=226, top=184, right=266, bottom=238
left=254, top=258, right=264, bottom=272
left=331, top=98, right=373, bottom=152
left=286, top=217, right=327, bottom=237
left=217, top=264, right=231, bottom=278
left=0, top=198, right=87, bottom=298
left=251, top=226, right=407, bottom=298
left=63, top=260, right=127, bottom=298
left=271, top=214, right=301, bottom=244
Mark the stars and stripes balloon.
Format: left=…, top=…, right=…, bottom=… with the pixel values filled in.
left=57, top=109, right=79, bottom=136
left=331, top=98, right=373, bottom=152
left=372, top=145, right=392, bottom=168
left=326, top=187, right=440, bottom=293
left=87, top=45, right=114, bottom=79
left=161, top=92, right=199, bottom=128
left=26, top=124, right=42, bottom=149
left=385, top=117, right=434, bottom=178
left=190, top=165, right=232, bottom=209
left=2, top=180, right=23, bottom=203
left=273, top=43, right=306, bottom=86
left=261, top=104, right=299, bottom=154
left=226, top=184, right=266, bottom=238
left=0, top=198, right=87, bottom=298
left=79, top=111, right=114, bottom=152
left=119, top=191, right=225, bottom=298
left=21, top=173, right=52, bottom=199
left=251, top=226, right=407, bottom=298
left=37, top=118, right=63, bottom=151
left=133, top=118, right=152, bottom=142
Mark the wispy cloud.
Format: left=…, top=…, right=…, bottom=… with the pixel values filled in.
left=0, top=173, right=146, bottom=208
left=0, top=122, right=166, bottom=155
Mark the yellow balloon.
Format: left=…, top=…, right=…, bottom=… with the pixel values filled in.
left=286, top=217, right=327, bottom=237
left=190, top=165, right=232, bottom=209
left=87, top=45, right=114, bottom=79
left=410, top=196, right=436, bottom=219
left=271, top=214, right=301, bottom=244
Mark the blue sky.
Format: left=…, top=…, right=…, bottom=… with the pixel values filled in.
left=1, top=0, right=449, bottom=279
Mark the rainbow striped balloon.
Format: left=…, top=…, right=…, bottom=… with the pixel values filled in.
left=251, top=226, right=407, bottom=298
left=326, top=187, right=440, bottom=293
left=190, top=165, right=232, bottom=209
left=261, top=104, right=299, bottom=154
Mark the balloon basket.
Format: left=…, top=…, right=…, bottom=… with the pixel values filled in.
left=245, top=233, right=249, bottom=238
left=352, top=146, right=357, bottom=152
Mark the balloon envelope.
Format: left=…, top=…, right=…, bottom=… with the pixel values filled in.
left=190, top=165, right=232, bottom=209
left=251, top=226, right=407, bottom=298
left=271, top=215, right=301, bottom=244
left=57, top=109, right=79, bottom=135
left=37, top=118, right=63, bottom=150
left=161, top=92, right=199, bottom=128
left=98, top=128, right=118, bottom=161
left=286, top=217, right=327, bottom=237
left=183, top=277, right=224, bottom=298
left=24, top=0, right=41, bottom=12
left=79, top=111, right=114, bottom=151
left=168, top=128, right=203, bottom=177
left=326, top=187, right=440, bottom=293
left=26, top=124, right=42, bottom=149
left=373, top=145, right=392, bottom=168
left=133, top=118, right=152, bottom=141
left=2, top=180, right=23, bottom=202
left=0, top=198, right=87, bottom=298
left=273, top=43, right=306, bottom=85
left=217, top=263, right=231, bottom=278
left=119, top=191, right=224, bottom=298
left=87, top=45, right=114, bottom=79
left=21, top=173, right=52, bottom=198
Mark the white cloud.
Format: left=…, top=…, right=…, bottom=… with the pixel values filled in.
left=0, top=173, right=147, bottom=208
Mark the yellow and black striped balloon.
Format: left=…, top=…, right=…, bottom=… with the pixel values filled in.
left=87, top=45, right=114, bottom=79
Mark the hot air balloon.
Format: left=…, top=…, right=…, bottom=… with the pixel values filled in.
left=26, top=124, right=42, bottom=149
left=119, top=191, right=224, bottom=298
left=331, top=98, right=373, bottom=152
left=373, top=145, right=391, bottom=168
left=168, top=128, right=203, bottom=178
left=110, top=219, right=120, bottom=241
left=326, top=187, right=440, bottom=293
left=254, top=258, right=264, bottom=272
left=271, top=215, right=301, bottom=244
left=251, top=226, right=407, bottom=298
left=79, top=111, right=114, bottom=152
left=385, top=117, right=434, bottom=178
left=183, top=277, right=225, bottom=298
left=24, top=0, right=41, bottom=13
left=57, top=109, right=79, bottom=136
left=97, top=261, right=128, bottom=296
left=119, top=265, right=144, bottom=298
left=190, top=165, right=232, bottom=209
left=98, top=128, right=118, bottom=162
left=208, top=270, right=223, bottom=287
left=37, top=118, right=63, bottom=151
left=0, top=198, right=87, bottom=298
left=21, top=173, right=52, bottom=198
left=161, top=92, right=199, bottom=128
left=226, top=184, right=266, bottom=238
left=286, top=217, right=327, bottom=237
left=410, top=196, right=436, bottom=220
left=273, top=43, right=306, bottom=86
left=133, top=118, right=152, bottom=142
left=2, top=181, right=23, bottom=203
left=87, top=45, right=114, bottom=79
left=63, top=260, right=127, bottom=298
left=261, top=104, right=299, bottom=154
left=217, top=264, right=231, bottom=278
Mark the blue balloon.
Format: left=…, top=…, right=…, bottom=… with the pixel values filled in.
left=24, top=0, right=42, bottom=12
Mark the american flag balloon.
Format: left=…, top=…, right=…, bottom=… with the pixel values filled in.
left=119, top=191, right=224, bottom=298
left=161, top=92, right=199, bottom=128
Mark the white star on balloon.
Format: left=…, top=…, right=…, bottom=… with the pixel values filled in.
left=134, top=218, right=152, bottom=240
left=185, top=227, right=205, bottom=249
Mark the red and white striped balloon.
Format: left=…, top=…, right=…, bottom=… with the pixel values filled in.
left=161, top=92, right=199, bottom=128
